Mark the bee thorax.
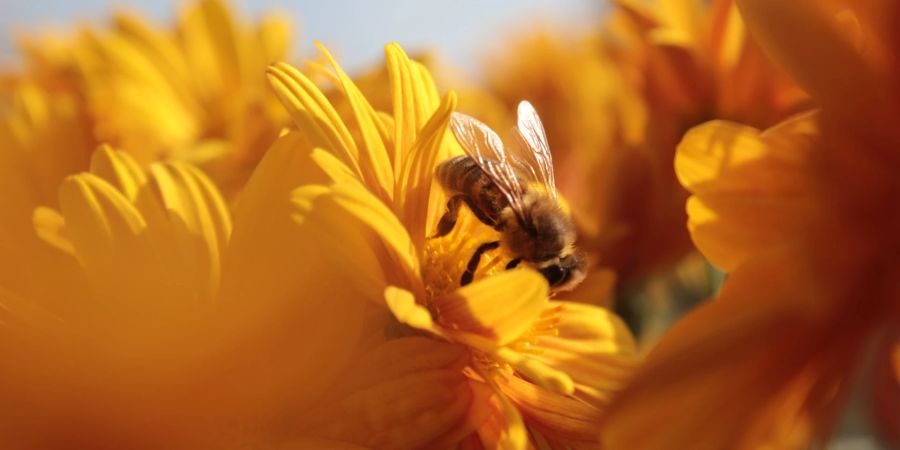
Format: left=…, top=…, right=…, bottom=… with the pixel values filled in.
left=500, top=193, right=575, bottom=262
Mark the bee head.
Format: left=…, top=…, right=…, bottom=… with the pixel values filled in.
left=536, top=251, right=587, bottom=292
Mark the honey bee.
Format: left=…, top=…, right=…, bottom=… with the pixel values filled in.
left=434, top=101, right=586, bottom=291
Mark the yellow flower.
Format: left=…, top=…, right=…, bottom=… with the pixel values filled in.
left=0, top=80, right=94, bottom=305
left=8, top=0, right=291, bottom=195
left=485, top=0, right=809, bottom=285
left=266, top=43, right=639, bottom=448
left=1, top=143, right=470, bottom=448
left=600, top=1, right=900, bottom=448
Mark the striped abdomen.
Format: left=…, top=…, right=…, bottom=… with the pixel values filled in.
left=435, top=155, right=510, bottom=229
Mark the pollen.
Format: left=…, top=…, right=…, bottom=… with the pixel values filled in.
left=420, top=211, right=508, bottom=300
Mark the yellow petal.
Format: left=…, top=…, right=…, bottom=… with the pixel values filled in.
left=328, top=181, right=420, bottom=280
left=217, top=141, right=369, bottom=412
left=112, top=12, right=193, bottom=99
left=396, top=91, right=456, bottom=251
left=58, top=173, right=155, bottom=307
left=385, top=43, right=442, bottom=175
left=315, top=42, right=394, bottom=203
left=266, top=62, right=363, bottom=177
left=88, top=145, right=146, bottom=201
left=433, top=270, right=548, bottom=346
left=222, top=131, right=327, bottom=306
left=675, top=116, right=819, bottom=271
left=145, top=162, right=232, bottom=302
left=290, top=185, right=396, bottom=302
left=33, top=206, right=74, bottom=255
left=530, top=302, right=638, bottom=405
left=309, top=147, right=360, bottom=186
left=257, top=15, right=292, bottom=66
left=290, top=179, right=421, bottom=298
left=178, top=0, right=239, bottom=96
left=493, top=346, right=574, bottom=396
left=471, top=366, right=529, bottom=450
left=385, top=286, right=441, bottom=335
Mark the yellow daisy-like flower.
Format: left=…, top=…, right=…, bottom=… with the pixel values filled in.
left=2, top=142, right=484, bottom=448
left=0, top=80, right=94, bottom=305
left=599, top=1, right=900, bottom=448
left=265, top=43, right=638, bottom=448
left=8, top=0, right=291, bottom=195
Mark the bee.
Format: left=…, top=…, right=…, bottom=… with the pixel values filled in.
left=434, top=101, right=586, bottom=292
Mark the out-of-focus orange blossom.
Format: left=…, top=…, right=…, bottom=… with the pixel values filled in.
left=484, top=0, right=809, bottom=295
left=599, top=0, right=900, bottom=448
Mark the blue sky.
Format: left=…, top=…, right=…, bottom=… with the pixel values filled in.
left=0, top=0, right=605, bottom=78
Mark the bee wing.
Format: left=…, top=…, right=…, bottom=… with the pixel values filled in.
left=510, top=101, right=557, bottom=199
left=449, top=112, right=528, bottom=217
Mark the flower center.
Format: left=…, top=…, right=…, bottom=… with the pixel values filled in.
left=420, top=212, right=507, bottom=300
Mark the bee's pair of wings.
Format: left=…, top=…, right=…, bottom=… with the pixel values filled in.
left=449, top=101, right=557, bottom=217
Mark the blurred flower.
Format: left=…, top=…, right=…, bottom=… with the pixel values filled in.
left=0, top=80, right=93, bottom=306
left=4, top=0, right=292, bottom=196
left=266, top=43, right=638, bottom=449
left=485, top=0, right=809, bottom=290
left=78, top=0, right=291, bottom=192
left=599, top=1, right=900, bottom=447
left=0, top=148, right=376, bottom=449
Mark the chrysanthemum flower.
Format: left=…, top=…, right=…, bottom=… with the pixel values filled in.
left=486, top=0, right=809, bottom=286
left=599, top=1, right=900, bottom=447
left=266, top=42, right=638, bottom=449
left=1, top=142, right=488, bottom=449
left=6, top=0, right=291, bottom=195
left=0, top=80, right=93, bottom=306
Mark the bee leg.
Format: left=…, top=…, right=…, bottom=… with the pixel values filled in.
left=505, top=258, right=522, bottom=270
left=461, top=241, right=500, bottom=286
left=432, top=195, right=465, bottom=238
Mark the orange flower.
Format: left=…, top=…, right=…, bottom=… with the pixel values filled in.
left=485, top=0, right=809, bottom=288
left=600, top=1, right=900, bottom=447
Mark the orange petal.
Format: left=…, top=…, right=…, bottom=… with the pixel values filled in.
left=500, top=374, right=604, bottom=448
left=299, top=337, right=475, bottom=449
left=600, top=245, right=860, bottom=450
left=736, top=0, right=900, bottom=142
left=675, top=115, right=819, bottom=271
left=277, top=438, right=373, bottom=450
left=216, top=138, right=369, bottom=413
